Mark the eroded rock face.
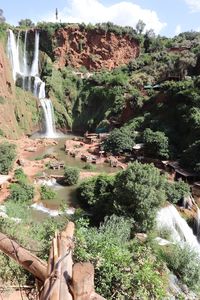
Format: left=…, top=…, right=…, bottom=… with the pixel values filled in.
left=53, top=27, right=140, bottom=70
left=0, top=43, right=14, bottom=99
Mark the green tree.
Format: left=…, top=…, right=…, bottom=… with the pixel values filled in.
left=143, top=128, right=170, bottom=159
left=64, top=166, right=79, bottom=185
left=164, top=180, right=190, bottom=204
left=77, top=174, right=115, bottom=223
left=18, top=19, right=35, bottom=28
left=136, top=19, right=146, bottom=34
left=113, top=162, right=166, bottom=232
left=181, top=140, right=200, bottom=172
left=103, top=127, right=135, bottom=155
left=0, top=142, right=16, bottom=174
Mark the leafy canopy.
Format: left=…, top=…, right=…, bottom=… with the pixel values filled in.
left=0, top=142, right=16, bottom=174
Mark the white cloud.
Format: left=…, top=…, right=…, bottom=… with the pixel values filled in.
left=175, top=24, right=182, bottom=35
left=185, top=0, right=200, bottom=12
left=41, top=0, right=167, bottom=35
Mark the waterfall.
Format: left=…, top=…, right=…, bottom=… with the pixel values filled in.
left=157, top=205, right=200, bottom=254
left=22, top=30, right=28, bottom=89
left=7, top=29, right=20, bottom=81
left=31, top=31, right=39, bottom=76
left=7, top=29, right=59, bottom=138
left=40, top=99, right=56, bottom=138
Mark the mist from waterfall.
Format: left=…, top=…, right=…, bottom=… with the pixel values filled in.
left=7, top=29, right=59, bottom=138
left=157, top=205, right=200, bottom=254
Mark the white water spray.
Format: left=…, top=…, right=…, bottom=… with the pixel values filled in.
left=7, top=29, right=20, bottom=81
left=31, top=31, right=39, bottom=76
left=157, top=205, right=200, bottom=254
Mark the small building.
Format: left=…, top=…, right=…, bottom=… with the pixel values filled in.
left=50, top=161, right=65, bottom=170
left=83, top=132, right=98, bottom=144
left=165, top=161, right=198, bottom=183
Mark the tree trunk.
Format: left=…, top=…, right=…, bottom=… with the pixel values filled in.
left=0, top=232, right=47, bottom=282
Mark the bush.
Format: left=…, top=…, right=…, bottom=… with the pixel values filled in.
left=164, top=180, right=190, bottom=204
left=40, top=185, right=56, bottom=200
left=103, top=127, right=136, bottom=155
left=64, top=166, right=80, bottom=185
left=75, top=215, right=168, bottom=299
left=83, top=163, right=95, bottom=170
left=78, top=162, right=166, bottom=230
left=77, top=174, right=115, bottom=223
left=0, top=142, right=16, bottom=174
left=9, top=182, right=34, bottom=202
left=143, top=128, right=170, bottom=159
left=14, top=168, right=28, bottom=183
left=113, top=162, right=166, bottom=232
left=159, top=243, right=200, bottom=292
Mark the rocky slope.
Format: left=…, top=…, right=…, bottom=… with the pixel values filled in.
left=53, top=26, right=140, bottom=70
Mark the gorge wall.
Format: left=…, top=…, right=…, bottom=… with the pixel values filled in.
left=50, top=26, right=140, bottom=70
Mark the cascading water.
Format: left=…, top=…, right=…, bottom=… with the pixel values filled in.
left=157, top=205, right=200, bottom=254
left=7, top=29, right=20, bottom=81
left=7, top=29, right=59, bottom=138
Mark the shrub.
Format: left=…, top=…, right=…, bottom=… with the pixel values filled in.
left=0, top=142, right=16, bottom=174
left=103, top=127, right=135, bottom=155
left=159, top=243, right=200, bottom=292
left=14, top=168, right=28, bottom=183
left=78, top=162, right=166, bottom=231
left=40, top=185, right=56, bottom=200
left=75, top=215, right=168, bottom=299
left=164, top=180, right=190, bottom=204
left=77, top=174, right=115, bottom=223
left=9, top=182, right=34, bottom=202
left=143, top=128, right=170, bottom=159
left=113, top=162, right=166, bottom=232
left=64, top=166, right=80, bottom=185
left=83, top=163, right=95, bottom=170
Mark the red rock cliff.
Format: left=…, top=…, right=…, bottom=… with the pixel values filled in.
left=53, top=26, right=140, bottom=70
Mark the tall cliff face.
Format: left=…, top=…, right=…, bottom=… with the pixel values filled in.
left=0, top=41, right=39, bottom=138
left=52, top=26, right=140, bottom=70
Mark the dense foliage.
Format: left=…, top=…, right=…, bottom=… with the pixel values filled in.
left=8, top=168, right=34, bottom=203
left=102, top=127, right=136, bottom=154
left=0, top=142, right=16, bottom=174
left=77, top=162, right=167, bottom=231
left=143, top=128, right=170, bottom=159
left=40, top=185, right=56, bottom=200
left=75, top=216, right=168, bottom=299
left=64, top=166, right=80, bottom=185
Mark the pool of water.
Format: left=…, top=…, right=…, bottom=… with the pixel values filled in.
left=28, top=136, right=119, bottom=219
left=29, top=137, right=118, bottom=174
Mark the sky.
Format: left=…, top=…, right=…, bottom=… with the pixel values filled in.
left=1, top=0, right=200, bottom=37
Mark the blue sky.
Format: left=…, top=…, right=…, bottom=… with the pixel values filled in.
left=1, top=0, right=200, bottom=37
